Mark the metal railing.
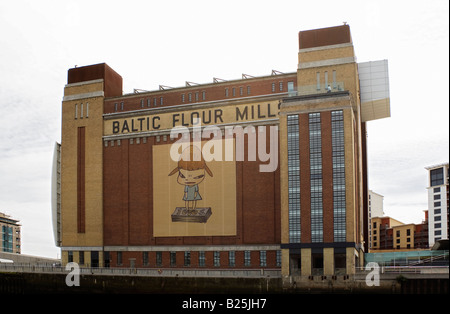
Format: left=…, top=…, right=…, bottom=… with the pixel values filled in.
left=0, top=263, right=281, bottom=278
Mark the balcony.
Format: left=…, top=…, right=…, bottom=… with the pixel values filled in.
left=296, top=82, right=345, bottom=96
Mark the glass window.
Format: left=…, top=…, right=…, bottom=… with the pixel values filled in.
left=430, top=168, right=444, bottom=186
left=184, top=251, right=190, bottom=267
left=199, top=251, right=205, bottom=267
left=332, top=111, right=346, bottom=242
left=117, top=251, right=122, bottom=265
left=244, top=251, right=251, bottom=267
left=309, top=112, right=323, bottom=243
left=287, top=114, right=301, bottom=243
left=316, top=72, right=321, bottom=90
left=79, top=251, right=84, bottom=265
left=156, top=251, right=162, bottom=266
left=170, top=251, right=176, bottom=267
left=214, top=251, right=220, bottom=267
left=260, top=251, right=267, bottom=267
left=276, top=250, right=282, bottom=267
left=143, top=252, right=149, bottom=266
left=229, top=251, right=235, bottom=267
left=68, top=251, right=73, bottom=263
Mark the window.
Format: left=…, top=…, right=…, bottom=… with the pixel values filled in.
left=435, top=209, right=441, bottom=214
left=434, top=187, right=441, bottom=193
left=170, top=251, right=176, bottom=267
left=199, top=251, right=205, bottom=267
left=240, top=87, right=243, bottom=96
left=156, top=252, right=162, bottom=267
left=332, top=111, right=346, bottom=242
left=435, top=230, right=442, bottom=236
left=309, top=112, right=323, bottom=242
left=195, top=92, right=199, bottom=102
left=68, top=251, right=73, bottom=263
left=160, top=97, right=163, bottom=106
left=407, top=229, right=411, bottom=236
left=434, top=201, right=441, bottom=207
left=316, top=72, right=320, bottom=90
left=287, top=114, right=301, bottom=243
left=188, top=93, right=192, bottom=102
left=272, top=83, right=276, bottom=92
left=373, top=222, right=377, bottom=228
left=435, top=223, right=441, bottom=229
left=244, top=251, right=251, bottom=266
left=279, top=82, right=283, bottom=91
left=260, top=251, right=267, bottom=267
left=202, top=91, right=206, bottom=100
left=332, top=70, right=337, bottom=89
left=396, top=230, right=400, bottom=237
left=120, top=102, right=124, bottom=110
left=434, top=194, right=441, bottom=200
left=153, top=98, right=157, bottom=106
left=79, top=251, right=84, bottom=265
left=181, top=94, right=185, bottom=103
left=229, top=251, right=235, bottom=267
left=225, top=88, right=229, bottom=97
left=247, top=86, right=251, bottom=95
left=435, top=216, right=441, bottom=221
left=114, top=103, right=118, bottom=112
left=276, top=250, right=281, bottom=267
left=140, top=99, right=144, bottom=108
left=117, top=252, right=122, bottom=265
left=214, top=251, right=220, bottom=267
left=184, top=251, right=191, bottom=267
left=232, top=88, right=236, bottom=96
left=143, top=252, right=149, bottom=266
left=430, top=168, right=444, bottom=186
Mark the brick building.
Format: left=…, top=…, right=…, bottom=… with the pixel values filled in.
left=53, top=25, right=390, bottom=276
left=0, top=212, right=21, bottom=254
left=370, top=215, right=429, bottom=251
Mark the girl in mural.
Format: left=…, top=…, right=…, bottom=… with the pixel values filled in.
left=168, top=145, right=213, bottom=213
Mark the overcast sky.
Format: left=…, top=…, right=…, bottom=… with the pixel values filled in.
left=0, top=0, right=448, bottom=258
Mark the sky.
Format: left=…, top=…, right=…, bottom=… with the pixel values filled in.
left=0, top=0, right=448, bottom=259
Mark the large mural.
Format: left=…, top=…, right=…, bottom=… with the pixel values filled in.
left=152, top=138, right=236, bottom=237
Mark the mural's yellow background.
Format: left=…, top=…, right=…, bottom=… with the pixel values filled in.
left=153, top=139, right=237, bottom=237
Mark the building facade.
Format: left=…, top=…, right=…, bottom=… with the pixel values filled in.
left=368, top=190, right=384, bottom=250
left=0, top=212, right=21, bottom=254
left=426, top=163, right=449, bottom=247
left=370, top=216, right=428, bottom=251
left=54, top=25, right=390, bottom=276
